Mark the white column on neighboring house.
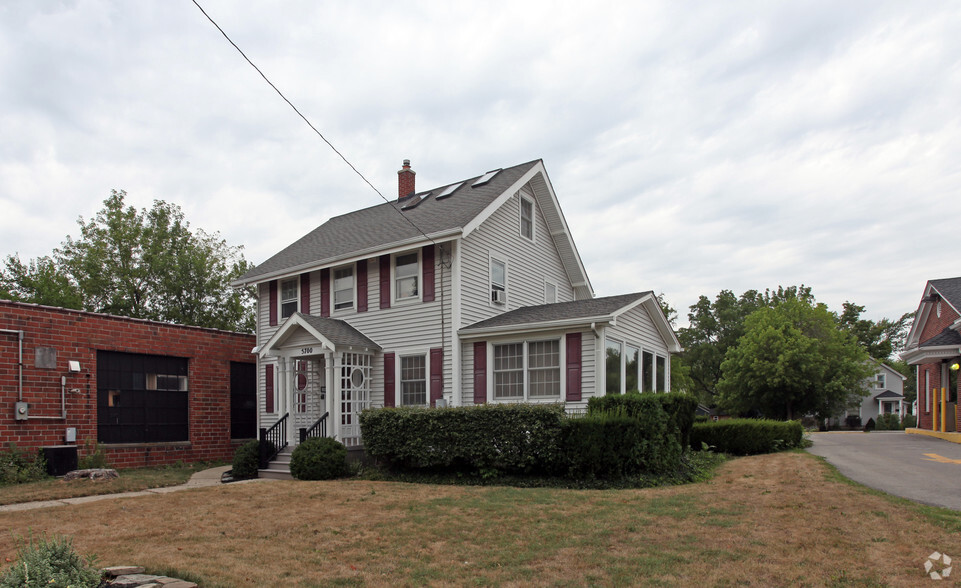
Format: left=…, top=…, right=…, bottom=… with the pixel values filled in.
left=328, top=351, right=339, bottom=441
left=450, top=240, right=462, bottom=407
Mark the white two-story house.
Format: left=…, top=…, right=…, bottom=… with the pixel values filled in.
left=232, top=159, right=681, bottom=455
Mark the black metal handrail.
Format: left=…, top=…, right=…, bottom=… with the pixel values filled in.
left=300, top=411, right=329, bottom=443
left=259, top=413, right=289, bottom=469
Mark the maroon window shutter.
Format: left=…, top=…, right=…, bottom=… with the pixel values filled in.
left=422, top=245, right=435, bottom=302
left=265, top=364, right=275, bottom=413
left=320, top=268, right=330, bottom=318
left=300, top=273, right=311, bottom=315
left=268, top=280, right=278, bottom=326
left=357, top=259, right=368, bottom=313
left=566, top=332, right=582, bottom=402
left=430, top=347, right=443, bottom=407
left=379, top=255, right=391, bottom=309
left=383, top=353, right=396, bottom=407
left=473, top=342, right=487, bottom=404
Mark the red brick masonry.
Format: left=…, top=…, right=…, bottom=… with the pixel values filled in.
left=0, top=300, right=255, bottom=468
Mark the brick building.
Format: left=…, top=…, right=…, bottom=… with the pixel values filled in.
left=901, top=277, right=961, bottom=433
left=0, top=300, right=256, bottom=468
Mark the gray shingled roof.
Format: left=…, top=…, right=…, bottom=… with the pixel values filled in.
left=930, top=277, right=961, bottom=315
left=237, top=160, right=541, bottom=284
left=460, top=292, right=653, bottom=332
left=872, top=390, right=903, bottom=400
left=296, top=313, right=381, bottom=350
left=920, top=327, right=961, bottom=348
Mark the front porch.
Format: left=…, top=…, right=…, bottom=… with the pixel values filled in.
left=257, top=313, right=381, bottom=476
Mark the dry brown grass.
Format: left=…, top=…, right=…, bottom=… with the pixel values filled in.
left=1, top=452, right=959, bottom=587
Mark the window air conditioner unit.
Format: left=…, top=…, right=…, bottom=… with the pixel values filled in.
left=492, top=289, right=506, bottom=304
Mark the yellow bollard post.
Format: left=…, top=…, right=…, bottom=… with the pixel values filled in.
left=942, top=387, right=948, bottom=433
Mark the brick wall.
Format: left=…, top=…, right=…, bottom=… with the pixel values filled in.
left=0, top=300, right=255, bottom=468
left=915, top=299, right=961, bottom=431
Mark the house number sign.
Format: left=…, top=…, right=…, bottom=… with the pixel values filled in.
left=301, top=347, right=314, bottom=355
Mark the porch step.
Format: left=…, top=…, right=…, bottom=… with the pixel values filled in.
left=258, top=447, right=294, bottom=481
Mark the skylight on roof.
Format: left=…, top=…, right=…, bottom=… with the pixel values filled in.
left=435, top=182, right=463, bottom=200
left=401, top=191, right=431, bottom=211
left=472, top=169, right=501, bottom=187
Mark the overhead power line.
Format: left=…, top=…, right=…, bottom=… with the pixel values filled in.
left=190, top=0, right=435, bottom=244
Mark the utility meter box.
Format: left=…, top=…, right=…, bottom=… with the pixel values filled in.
left=14, top=402, right=28, bottom=421
left=65, top=427, right=77, bottom=443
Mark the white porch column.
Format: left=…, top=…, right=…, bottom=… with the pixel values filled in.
left=327, top=351, right=339, bottom=440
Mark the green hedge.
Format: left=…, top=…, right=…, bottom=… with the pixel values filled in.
left=360, top=403, right=566, bottom=476
left=588, top=392, right=698, bottom=451
left=690, top=419, right=803, bottom=455
left=560, top=401, right=680, bottom=479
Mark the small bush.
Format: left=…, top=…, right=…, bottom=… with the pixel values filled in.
left=690, top=419, right=803, bottom=455
left=290, top=437, right=349, bottom=480
left=844, top=415, right=862, bottom=429
left=232, top=439, right=266, bottom=479
left=863, top=417, right=876, bottom=431
left=875, top=414, right=901, bottom=431
left=78, top=439, right=108, bottom=470
left=0, top=443, right=48, bottom=486
left=902, top=414, right=917, bottom=428
left=0, top=533, right=101, bottom=588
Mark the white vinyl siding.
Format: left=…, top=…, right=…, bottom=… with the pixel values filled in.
left=460, top=187, right=574, bottom=327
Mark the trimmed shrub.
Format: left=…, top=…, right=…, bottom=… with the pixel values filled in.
left=559, top=402, right=681, bottom=479
left=588, top=392, right=698, bottom=451
left=361, top=404, right=566, bottom=476
left=902, top=414, right=917, bottom=428
left=863, top=417, right=876, bottom=431
left=691, top=419, right=804, bottom=455
left=0, top=533, right=101, bottom=588
left=232, top=439, right=265, bottom=479
left=0, top=443, right=47, bottom=486
left=875, top=413, right=901, bottom=430
left=290, top=437, right=349, bottom=480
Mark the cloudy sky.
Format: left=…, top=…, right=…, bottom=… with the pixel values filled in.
left=1, top=1, right=958, bottom=326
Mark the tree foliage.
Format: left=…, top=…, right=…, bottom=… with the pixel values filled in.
left=836, top=301, right=912, bottom=360
left=1, top=190, right=254, bottom=332
left=716, top=298, right=872, bottom=421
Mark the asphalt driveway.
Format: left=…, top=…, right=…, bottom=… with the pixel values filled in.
left=807, top=432, right=961, bottom=511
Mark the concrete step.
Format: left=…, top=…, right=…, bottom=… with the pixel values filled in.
left=258, top=468, right=293, bottom=481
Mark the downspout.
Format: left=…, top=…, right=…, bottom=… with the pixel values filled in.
left=0, top=329, right=24, bottom=402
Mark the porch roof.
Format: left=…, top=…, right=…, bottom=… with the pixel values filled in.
left=873, top=390, right=903, bottom=400
left=259, top=312, right=381, bottom=358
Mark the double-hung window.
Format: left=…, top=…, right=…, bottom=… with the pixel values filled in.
left=520, top=195, right=534, bottom=241
left=280, top=278, right=298, bottom=319
left=490, top=256, right=507, bottom=305
left=400, top=355, right=427, bottom=406
left=333, top=265, right=354, bottom=311
left=876, top=374, right=885, bottom=389
left=493, top=340, right=560, bottom=400
left=394, top=252, right=419, bottom=301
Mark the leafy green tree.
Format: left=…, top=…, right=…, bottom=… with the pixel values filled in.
left=1, top=190, right=254, bottom=332
left=716, top=298, right=872, bottom=421
left=836, top=301, right=912, bottom=360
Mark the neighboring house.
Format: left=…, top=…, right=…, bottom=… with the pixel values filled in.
left=843, top=362, right=907, bottom=424
left=233, top=159, right=681, bottom=452
left=900, top=277, right=961, bottom=433
left=0, top=300, right=256, bottom=468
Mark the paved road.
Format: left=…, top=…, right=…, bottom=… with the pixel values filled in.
left=807, top=432, right=961, bottom=511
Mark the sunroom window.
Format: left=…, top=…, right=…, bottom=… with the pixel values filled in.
left=493, top=340, right=560, bottom=401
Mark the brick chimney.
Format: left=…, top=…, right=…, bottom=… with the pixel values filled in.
left=398, top=159, right=415, bottom=200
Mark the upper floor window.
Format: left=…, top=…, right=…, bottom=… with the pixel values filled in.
left=394, top=252, right=419, bottom=301
left=491, top=255, right=507, bottom=305
left=280, top=278, right=298, bottom=319
left=333, top=265, right=354, bottom=311
left=544, top=281, right=557, bottom=304
left=520, top=196, right=534, bottom=241
left=876, top=373, right=885, bottom=389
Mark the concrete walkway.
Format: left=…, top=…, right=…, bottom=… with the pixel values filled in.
left=0, top=465, right=275, bottom=513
